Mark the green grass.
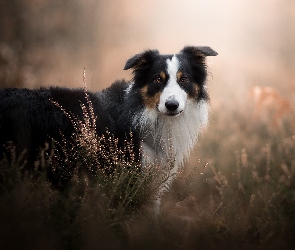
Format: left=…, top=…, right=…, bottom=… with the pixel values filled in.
left=1, top=90, right=295, bottom=249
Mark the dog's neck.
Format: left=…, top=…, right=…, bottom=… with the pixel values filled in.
left=133, top=99, right=209, bottom=169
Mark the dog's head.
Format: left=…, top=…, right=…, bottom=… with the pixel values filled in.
left=124, top=46, right=217, bottom=116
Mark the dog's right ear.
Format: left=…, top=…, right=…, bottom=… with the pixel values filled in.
left=180, top=46, right=218, bottom=62
left=124, top=50, right=159, bottom=70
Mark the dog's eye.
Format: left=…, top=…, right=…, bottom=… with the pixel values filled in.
left=153, top=76, right=162, bottom=83
left=180, top=76, right=189, bottom=83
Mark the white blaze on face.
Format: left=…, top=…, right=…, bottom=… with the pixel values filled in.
left=158, top=55, right=187, bottom=115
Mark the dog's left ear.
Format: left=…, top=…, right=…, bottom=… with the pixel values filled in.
left=124, top=50, right=159, bottom=70
left=180, top=46, right=218, bottom=58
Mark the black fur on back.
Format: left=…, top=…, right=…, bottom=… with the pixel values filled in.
left=0, top=81, right=139, bottom=187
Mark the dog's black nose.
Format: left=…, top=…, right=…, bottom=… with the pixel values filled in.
left=165, top=99, right=179, bottom=111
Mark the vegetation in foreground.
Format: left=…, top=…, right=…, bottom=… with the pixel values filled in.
left=0, top=88, right=295, bottom=250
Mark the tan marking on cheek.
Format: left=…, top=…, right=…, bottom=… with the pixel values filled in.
left=176, top=71, right=183, bottom=82
left=140, top=86, right=161, bottom=109
left=187, top=83, right=200, bottom=99
left=160, top=71, right=166, bottom=81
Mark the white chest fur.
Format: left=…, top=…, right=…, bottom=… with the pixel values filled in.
left=134, top=99, right=209, bottom=181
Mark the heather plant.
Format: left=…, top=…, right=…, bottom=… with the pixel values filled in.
left=49, top=72, right=164, bottom=220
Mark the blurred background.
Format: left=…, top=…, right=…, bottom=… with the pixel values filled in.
left=1, top=0, right=295, bottom=154
left=1, top=1, right=294, bottom=87
left=1, top=1, right=295, bottom=247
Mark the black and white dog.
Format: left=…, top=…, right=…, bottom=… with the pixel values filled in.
left=0, top=46, right=217, bottom=211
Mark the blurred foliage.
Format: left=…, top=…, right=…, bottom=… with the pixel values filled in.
left=0, top=0, right=101, bottom=88
left=0, top=88, right=295, bottom=249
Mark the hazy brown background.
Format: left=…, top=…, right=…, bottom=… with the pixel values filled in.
left=1, top=2, right=295, bottom=248
left=1, top=0, right=295, bottom=111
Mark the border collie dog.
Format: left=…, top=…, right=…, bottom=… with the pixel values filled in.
left=0, top=46, right=217, bottom=211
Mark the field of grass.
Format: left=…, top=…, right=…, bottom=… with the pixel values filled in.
left=0, top=87, right=295, bottom=250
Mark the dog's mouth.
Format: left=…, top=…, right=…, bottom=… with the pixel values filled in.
left=161, top=109, right=184, bottom=117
